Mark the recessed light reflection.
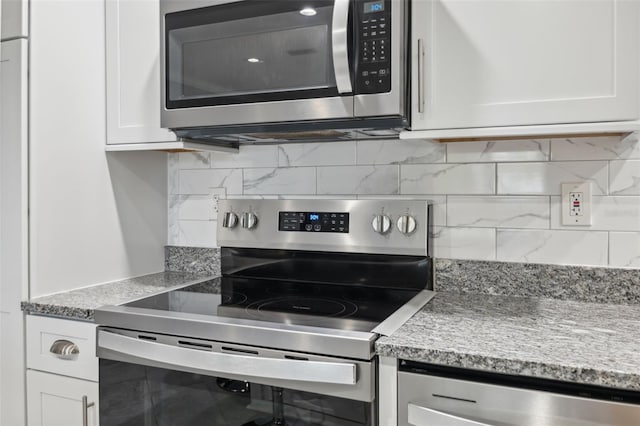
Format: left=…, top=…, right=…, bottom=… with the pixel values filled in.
left=299, top=7, right=317, bottom=16
left=247, top=58, right=260, bottom=63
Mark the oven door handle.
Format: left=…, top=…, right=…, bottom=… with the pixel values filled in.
left=332, top=0, right=352, bottom=94
left=98, top=330, right=357, bottom=385
left=408, top=403, right=497, bottom=426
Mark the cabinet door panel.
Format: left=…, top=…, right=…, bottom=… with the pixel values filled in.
left=411, top=0, right=639, bottom=130
left=0, top=38, right=28, bottom=426
left=1, top=0, right=28, bottom=39
left=27, top=370, right=99, bottom=426
left=106, top=0, right=176, bottom=144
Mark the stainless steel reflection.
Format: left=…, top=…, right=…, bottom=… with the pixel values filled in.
left=398, top=372, right=640, bottom=426
left=100, top=331, right=356, bottom=384
left=98, top=328, right=375, bottom=402
left=94, top=304, right=377, bottom=360
left=161, top=0, right=237, bottom=15
left=217, top=199, right=431, bottom=256
left=161, top=94, right=356, bottom=130
left=332, top=0, right=352, bottom=94
left=372, top=290, right=434, bottom=337
left=408, top=405, right=491, bottom=426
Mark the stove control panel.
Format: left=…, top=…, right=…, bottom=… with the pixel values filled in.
left=279, top=212, right=350, bottom=233
left=217, top=199, right=431, bottom=256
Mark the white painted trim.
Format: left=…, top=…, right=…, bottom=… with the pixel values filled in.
left=401, top=121, right=640, bottom=141
left=105, top=141, right=239, bottom=153
left=378, top=356, right=398, bottom=426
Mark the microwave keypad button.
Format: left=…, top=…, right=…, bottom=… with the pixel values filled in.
left=362, top=71, right=369, bottom=77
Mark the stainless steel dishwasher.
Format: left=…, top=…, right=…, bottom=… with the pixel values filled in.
left=398, top=360, right=640, bottom=426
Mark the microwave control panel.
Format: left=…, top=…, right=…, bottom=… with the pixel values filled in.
left=355, top=0, right=392, bottom=94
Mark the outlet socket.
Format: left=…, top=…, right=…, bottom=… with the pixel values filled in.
left=561, top=182, right=592, bottom=226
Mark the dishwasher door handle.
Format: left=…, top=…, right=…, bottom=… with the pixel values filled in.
left=98, top=330, right=357, bottom=385
left=408, top=403, right=496, bottom=426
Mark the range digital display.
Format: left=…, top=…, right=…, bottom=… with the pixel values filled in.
left=364, top=0, right=384, bottom=13
left=279, top=211, right=349, bottom=233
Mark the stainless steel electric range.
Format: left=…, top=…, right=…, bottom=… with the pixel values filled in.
left=95, top=199, right=434, bottom=426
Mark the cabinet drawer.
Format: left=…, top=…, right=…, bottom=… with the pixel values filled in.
left=27, top=315, right=98, bottom=381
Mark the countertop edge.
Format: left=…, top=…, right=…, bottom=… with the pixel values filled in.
left=375, top=343, right=640, bottom=392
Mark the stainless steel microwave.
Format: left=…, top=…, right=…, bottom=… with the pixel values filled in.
left=160, top=0, right=409, bottom=144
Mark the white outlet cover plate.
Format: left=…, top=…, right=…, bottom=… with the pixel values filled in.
left=561, top=182, right=592, bottom=226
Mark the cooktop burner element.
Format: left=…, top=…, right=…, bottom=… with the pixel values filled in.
left=248, top=296, right=358, bottom=318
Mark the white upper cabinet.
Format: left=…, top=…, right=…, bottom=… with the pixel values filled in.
left=1, top=0, right=28, bottom=39
left=105, top=0, right=177, bottom=145
left=409, top=0, right=640, bottom=134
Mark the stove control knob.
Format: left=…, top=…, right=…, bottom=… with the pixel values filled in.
left=372, top=214, right=391, bottom=234
left=397, top=214, right=417, bottom=235
left=222, top=212, right=238, bottom=228
left=241, top=212, right=259, bottom=229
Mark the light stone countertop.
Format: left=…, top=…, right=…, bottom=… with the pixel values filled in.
left=376, top=292, right=640, bottom=391
left=21, top=271, right=217, bottom=321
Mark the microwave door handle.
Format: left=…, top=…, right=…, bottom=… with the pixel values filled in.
left=332, top=0, right=352, bottom=94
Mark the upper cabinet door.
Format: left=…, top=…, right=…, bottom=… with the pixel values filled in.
left=106, top=0, right=177, bottom=144
left=410, top=0, right=640, bottom=131
left=1, top=0, right=28, bottom=39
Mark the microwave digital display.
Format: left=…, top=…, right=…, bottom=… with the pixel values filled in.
left=364, top=1, right=384, bottom=13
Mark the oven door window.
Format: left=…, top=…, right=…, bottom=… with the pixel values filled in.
left=99, top=359, right=373, bottom=426
left=165, top=0, right=344, bottom=108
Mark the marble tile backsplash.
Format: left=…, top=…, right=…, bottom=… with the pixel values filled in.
left=168, top=134, right=640, bottom=269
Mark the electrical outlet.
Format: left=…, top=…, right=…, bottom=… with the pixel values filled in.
left=561, top=182, right=592, bottom=226
left=209, top=187, right=227, bottom=219
left=569, top=192, right=583, bottom=216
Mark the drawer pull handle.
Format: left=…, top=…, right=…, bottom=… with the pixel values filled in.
left=49, top=339, right=79, bottom=359
left=82, top=395, right=95, bottom=426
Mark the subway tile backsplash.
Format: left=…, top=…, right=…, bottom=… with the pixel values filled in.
left=168, top=134, right=640, bottom=269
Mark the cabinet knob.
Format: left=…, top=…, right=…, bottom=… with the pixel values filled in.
left=397, top=215, right=417, bottom=235
left=372, top=214, right=391, bottom=234
left=222, top=211, right=238, bottom=228
left=49, top=339, right=79, bottom=360
left=241, top=212, right=258, bottom=229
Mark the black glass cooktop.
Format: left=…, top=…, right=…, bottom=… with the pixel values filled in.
left=125, top=277, right=420, bottom=333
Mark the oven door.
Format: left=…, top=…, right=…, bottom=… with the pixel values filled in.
left=160, top=0, right=355, bottom=129
left=97, top=328, right=376, bottom=426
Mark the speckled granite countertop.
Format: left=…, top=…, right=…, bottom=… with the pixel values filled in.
left=376, top=292, right=640, bottom=391
left=21, top=272, right=217, bottom=321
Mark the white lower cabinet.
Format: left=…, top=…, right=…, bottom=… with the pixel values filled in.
left=26, top=316, right=99, bottom=426
left=27, top=371, right=99, bottom=426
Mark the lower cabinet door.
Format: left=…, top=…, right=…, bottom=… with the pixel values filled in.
left=27, top=370, right=99, bottom=426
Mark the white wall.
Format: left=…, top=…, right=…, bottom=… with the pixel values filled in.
left=29, top=0, right=167, bottom=297
left=169, top=135, right=640, bottom=269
